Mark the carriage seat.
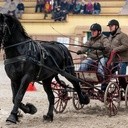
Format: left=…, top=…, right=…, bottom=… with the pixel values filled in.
left=76, top=59, right=109, bottom=83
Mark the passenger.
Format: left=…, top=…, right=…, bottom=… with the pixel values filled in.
left=77, top=23, right=110, bottom=81
left=107, top=19, right=128, bottom=91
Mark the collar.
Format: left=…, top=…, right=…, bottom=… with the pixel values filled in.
left=110, top=28, right=121, bottom=37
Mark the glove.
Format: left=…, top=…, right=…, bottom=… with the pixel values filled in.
left=77, top=50, right=82, bottom=55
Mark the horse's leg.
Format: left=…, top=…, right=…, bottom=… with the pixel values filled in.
left=10, top=80, right=24, bottom=118
left=42, top=78, right=54, bottom=122
left=68, top=78, right=90, bottom=105
left=6, top=74, right=36, bottom=124
left=10, top=80, right=37, bottom=117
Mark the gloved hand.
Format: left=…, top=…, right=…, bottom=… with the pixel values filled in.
left=76, top=50, right=82, bottom=55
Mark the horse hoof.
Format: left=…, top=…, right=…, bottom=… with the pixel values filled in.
left=84, top=95, right=90, bottom=105
left=80, top=92, right=90, bottom=105
left=6, top=114, right=17, bottom=124
left=43, top=115, right=53, bottom=122
left=26, top=103, right=37, bottom=114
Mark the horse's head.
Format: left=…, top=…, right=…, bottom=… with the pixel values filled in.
left=0, top=14, right=13, bottom=48
left=0, top=13, right=29, bottom=49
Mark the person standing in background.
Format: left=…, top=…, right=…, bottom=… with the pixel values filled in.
left=43, top=1, right=51, bottom=19
left=35, top=0, right=44, bottom=13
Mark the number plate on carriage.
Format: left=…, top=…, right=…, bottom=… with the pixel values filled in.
left=76, top=72, right=99, bottom=82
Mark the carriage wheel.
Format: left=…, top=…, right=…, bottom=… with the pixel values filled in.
left=72, top=91, right=84, bottom=110
left=125, top=84, right=128, bottom=108
left=51, top=81, right=68, bottom=113
left=104, top=81, right=121, bottom=116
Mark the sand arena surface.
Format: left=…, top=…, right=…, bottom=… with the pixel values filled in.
left=0, top=60, right=128, bottom=128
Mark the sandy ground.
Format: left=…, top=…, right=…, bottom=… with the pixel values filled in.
left=0, top=60, right=128, bottom=128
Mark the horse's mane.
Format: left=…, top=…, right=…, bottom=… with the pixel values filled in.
left=5, top=14, right=30, bottom=38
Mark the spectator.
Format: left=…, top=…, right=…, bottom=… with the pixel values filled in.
left=68, top=0, right=76, bottom=13
left=8, top=0, right=17, bottom=17
left=15, top=0, right=24, bottom=19
left=0, top=0, right=10, bottom=14
left=119, top=0, right=128, bottom=14
left=86, top=0, right=93, bottom=14
left=73, top=1, right=81, bottom=14
left=53, top=5, right=67, bottom=21
left=60, top=0, right=70, bottom=13
left=80, top=2, right=86, bottom=14
left=35, top=0, right=44, bottom=13
left=93, top=0, right=101, bottom=15
left=43, top=1, right=51, bottom=19
left=53, top=0, right=58, bottom=10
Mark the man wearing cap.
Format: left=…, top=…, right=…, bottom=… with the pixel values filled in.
left=77, top=23, right=110, bottom=84
left=107, top=19, right=128, bottom=91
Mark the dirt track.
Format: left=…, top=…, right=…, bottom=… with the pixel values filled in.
left=0, top=60, right=128, bottom=128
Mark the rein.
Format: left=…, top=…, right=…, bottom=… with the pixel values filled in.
left=4, top=39, right=32, bottom=49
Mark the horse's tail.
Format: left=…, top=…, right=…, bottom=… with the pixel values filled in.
left=57, top=42, right=75, bottom=75
left=50, top=41, right=75, bottom=75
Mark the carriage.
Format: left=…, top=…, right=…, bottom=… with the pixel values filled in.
left=0, top=13, right=128, bottom=124
left=52, top=50, right=128, bottom=117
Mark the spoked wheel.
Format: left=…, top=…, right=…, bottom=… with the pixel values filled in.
left=125, top=84, right=128, bottom=108
left=72, top=91, right=84, bottom=110
left=51, top=81, right=68, bottom=113
left=104, top=81, right=121, bottom=116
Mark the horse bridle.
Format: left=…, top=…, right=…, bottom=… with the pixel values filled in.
left=1, top=16, right=12, bottom=48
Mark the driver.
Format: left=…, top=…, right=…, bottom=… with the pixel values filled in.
left=77, top=23, right=110, bottom=86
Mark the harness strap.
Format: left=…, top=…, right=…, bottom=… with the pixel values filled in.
left=4, top=56, right=27, bottom=65
left=4, top=39, right=32, bottom=49
left=36, top=42, right=47, bottom=79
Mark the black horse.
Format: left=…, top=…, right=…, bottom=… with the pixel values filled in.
left=0, top=14, right=89, bottom=124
